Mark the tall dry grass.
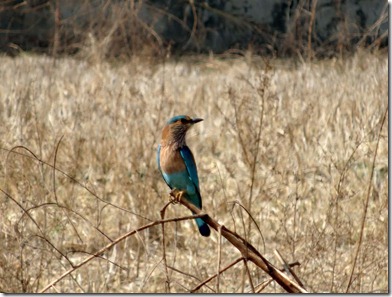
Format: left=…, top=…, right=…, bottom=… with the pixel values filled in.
left=0, top=50, right=387, bottom=293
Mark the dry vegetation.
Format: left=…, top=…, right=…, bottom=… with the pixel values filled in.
left=0, top=50, right=387, bottom=293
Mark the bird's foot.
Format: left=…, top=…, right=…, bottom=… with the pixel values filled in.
left=170, top=189, right=185, bottom=204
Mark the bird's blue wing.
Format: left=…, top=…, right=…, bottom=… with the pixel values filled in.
left=157, top=144, right=172, bottom=189
left=180, top=146, right=210, bottom=236
left=180, top=145, right=203, bottom=209
left=179, top=145, right=200, bottom=193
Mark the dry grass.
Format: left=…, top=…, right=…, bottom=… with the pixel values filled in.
left=0, top=50, right=387, bottom=293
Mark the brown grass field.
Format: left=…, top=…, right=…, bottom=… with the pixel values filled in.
left=0, top=50, right=388, bottom=293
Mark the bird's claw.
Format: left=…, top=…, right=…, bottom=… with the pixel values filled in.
left=170, top=189, right=185, bottom=204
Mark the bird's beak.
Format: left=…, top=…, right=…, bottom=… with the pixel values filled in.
left=191, top=118, right=203, bottom=124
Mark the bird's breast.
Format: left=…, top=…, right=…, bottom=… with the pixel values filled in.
left=160, top=146, right=186, bottom=174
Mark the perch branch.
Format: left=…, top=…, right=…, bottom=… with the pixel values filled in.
left=170, top=191, right=308, bottom=293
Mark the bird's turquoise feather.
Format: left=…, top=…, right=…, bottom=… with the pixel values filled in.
left=179, top=146, right=199, bottom=188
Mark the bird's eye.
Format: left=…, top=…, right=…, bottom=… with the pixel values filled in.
left=180, top=118, right=187, bottom=124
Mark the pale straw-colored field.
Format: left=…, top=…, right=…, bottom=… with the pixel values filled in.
left=0, top=51, right=387, bottom=293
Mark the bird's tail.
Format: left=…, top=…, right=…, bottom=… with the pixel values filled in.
left=195, top=217, right=210, bottom=237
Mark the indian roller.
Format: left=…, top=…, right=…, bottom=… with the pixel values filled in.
left=157, top=115, right=211, bottom=237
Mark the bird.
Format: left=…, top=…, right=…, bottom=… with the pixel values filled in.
left=157, top=115, right=211, bottom=237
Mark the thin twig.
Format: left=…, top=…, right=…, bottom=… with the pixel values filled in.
left=331, top=140, right=362, bottom=291
left=255, top=278, right=274, bottom=293
left=3, top=146, right=152, bottom=221
left=230, top=200, right=265, bottom=252
left=160, top=201, right=172, bottom=293
left=52, top=136, right=85, bottom=244
left=191, top=257, right=243, bottom=292
left=345, top=106, right=388, bottom=292
left=216, top=225, right=222, bottom=293
left=274, top=249, right=305, bottom=288
left=253, top=261, right=302, bottom=293
left=243, top=258, right=255, bottom=293
left=307, top=0, right=318, bottom=61
left=140, top=258, right=163, bottom=290
left=39, top=213, right=204, bottom=293
left=167, top=265, right=214, bottom=292
left=0, top=188, right=73, bottom=267
left=52, top=135, right=64, bottom=204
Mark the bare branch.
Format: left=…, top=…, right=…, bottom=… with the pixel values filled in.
left=170, top=191, right=308, bottom=293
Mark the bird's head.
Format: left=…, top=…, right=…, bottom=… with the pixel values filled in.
left=161, top=115, right=203, bottom=147
left=167, top=115, right=203, bottom=128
